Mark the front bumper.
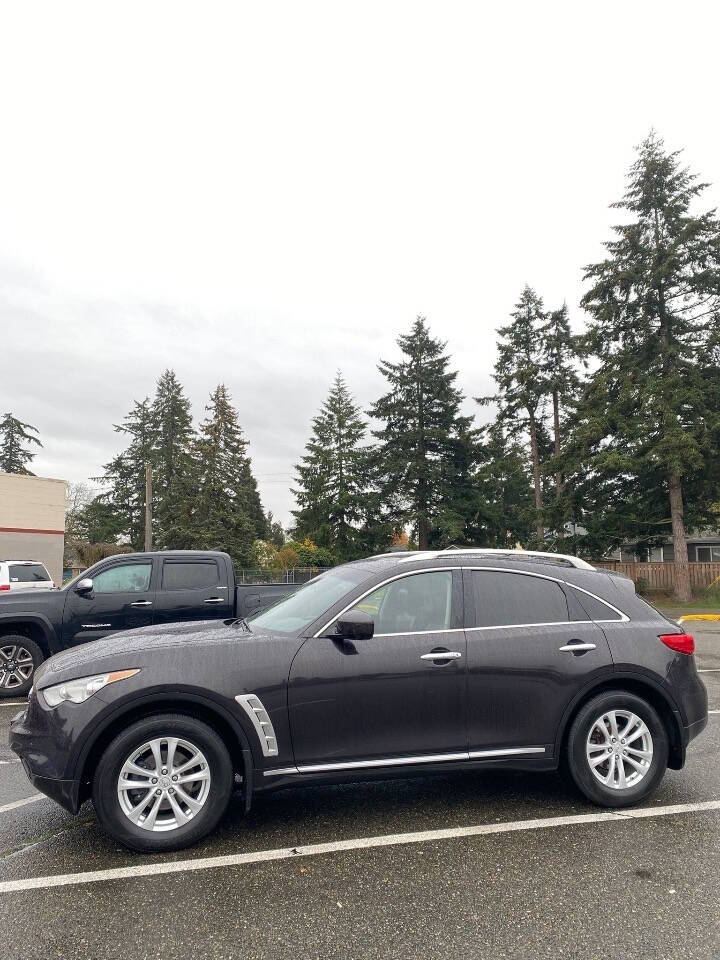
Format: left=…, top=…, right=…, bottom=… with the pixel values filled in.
left=9, top=694, right=89, bottom=815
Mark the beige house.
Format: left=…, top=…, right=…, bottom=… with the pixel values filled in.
left=0, top=473, right=67, bottom=584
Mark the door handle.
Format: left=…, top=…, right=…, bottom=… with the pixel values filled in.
left=130, top=601, right=153, bottom=607
left=420, top=651, right=463, bottom=661
left=558, top=642, right=596, bottom=653
left=204, top=598, right=224, bottom=604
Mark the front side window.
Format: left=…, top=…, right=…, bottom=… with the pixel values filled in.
left=349, top=571, right=453, bottom=634
left=469, top=570, right=568, bottom=628
left=92, top=563, right=152, bottom=594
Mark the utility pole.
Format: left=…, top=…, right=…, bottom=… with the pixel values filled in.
left=144, top=463, right=152, bottom=551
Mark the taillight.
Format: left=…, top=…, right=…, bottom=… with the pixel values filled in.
left=659, top=633, right=695, bottom=655
left=0, top=584, right=10, bottom=591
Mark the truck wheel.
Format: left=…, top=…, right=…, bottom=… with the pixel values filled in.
left=0, top=636, right=43, bottom=698
left=92, top=713, right=234, bottom=852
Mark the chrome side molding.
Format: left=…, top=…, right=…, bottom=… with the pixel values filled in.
left=264, top=745, right=546, bottom=777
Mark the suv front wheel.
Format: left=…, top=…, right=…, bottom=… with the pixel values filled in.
left=567, top=690, right=669, bottom=807
left=92, top=713, right=234, bottom=852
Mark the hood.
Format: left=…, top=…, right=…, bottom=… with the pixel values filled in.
left=0, top=587, right=60, bottom=608
left=34, top=618, right=266, bottom=688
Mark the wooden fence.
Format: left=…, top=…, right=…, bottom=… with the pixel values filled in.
left=594, top=561, right=720, bottom=592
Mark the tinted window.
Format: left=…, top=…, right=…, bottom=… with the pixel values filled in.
left=469, top=571, right=568, bottom=627
left=162, top=561, right=219, bottom=591
left=93, top=563, right=152, bottom=594
left=572, top=589, right=623, bottom=622
left=8, top=564, right=50, bottom=583
left=351, top=572, right=453, bottom=634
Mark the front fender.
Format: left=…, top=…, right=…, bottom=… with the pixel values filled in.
left=0, top=612, right=58, bottom=657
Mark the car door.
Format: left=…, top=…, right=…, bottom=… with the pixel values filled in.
left=152, top=557, right=233, bottom=625
left=62, top=559, right=156, bottom=646
left=288, top=569, right=467, bottom=768
left=463, top=567, right=614, bottom=757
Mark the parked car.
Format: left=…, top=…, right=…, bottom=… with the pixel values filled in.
left=10, top=548, right=707, bottom=852
left=0, top=560, right=54, bottom=592
left=0, top=550, right=298, bottom=695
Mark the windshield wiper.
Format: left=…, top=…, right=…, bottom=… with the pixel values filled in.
left=230, top=617, right=251, bottom=631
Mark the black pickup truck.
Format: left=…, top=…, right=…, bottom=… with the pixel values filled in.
left=0, top=551, right=298, bottom=697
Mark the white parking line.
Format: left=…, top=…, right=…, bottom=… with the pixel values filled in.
left=0, top=799, right=717, bottom=894
left=698, top=669, right=720, bottom=673
left=0, top=760, right=21, bottom=766
left=0, top=702, right=27, bottom=708
left=0, top=795, right=44, bottom=815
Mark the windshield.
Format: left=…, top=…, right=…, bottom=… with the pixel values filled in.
left=248, top=568, right=369, bottom=634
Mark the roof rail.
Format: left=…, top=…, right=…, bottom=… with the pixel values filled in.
left=392, top=549, right=595, bottom=570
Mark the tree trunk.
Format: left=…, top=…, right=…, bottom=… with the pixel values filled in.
left=552, top=388, right=563, bottom=541
left=528, top=408, right=544, bottom=541
left=669, top=472, right=692, bottom=603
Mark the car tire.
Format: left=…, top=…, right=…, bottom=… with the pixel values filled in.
left=92, top=713, right=234, bottom=852
left=0, top=635, right=44, bottom=698
left=567, top=690, right=668, bottom=808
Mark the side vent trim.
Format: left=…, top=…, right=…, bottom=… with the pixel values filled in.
left=235, top=694, right=279, bottom=757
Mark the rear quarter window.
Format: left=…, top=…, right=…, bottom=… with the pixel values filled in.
left=572, top=589, right=624, bottom=622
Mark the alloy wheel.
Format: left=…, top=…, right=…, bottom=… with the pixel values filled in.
left=586, top=709, right=654, bottom=790
left=0, top=644, right=34, bottom=689
left=117, top=737, right=212, bottom=832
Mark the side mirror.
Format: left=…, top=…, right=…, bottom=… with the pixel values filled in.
left=75, top=578, right=94, bottom=595
left=335, top=610, right=374, bottom=641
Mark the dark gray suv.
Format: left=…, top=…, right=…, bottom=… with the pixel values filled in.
left=10, top=550, right=708, bottom=852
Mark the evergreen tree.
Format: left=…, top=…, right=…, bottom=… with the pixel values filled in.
left=473, top=414, right=535, bottom=547
left=580, top=132, right=720, bottom=601
left=483, top=286, right=547, bottom=541
left=93, top=398, right=154, bottom=549
left=369, top=317, right=473, bottom=549
left=292, top=372, right=368, bottom=560
left=192, top=384, right=263, bottom=563
left=540, top=302, right=580, bottom=534
left=0, top=414, right=42, bottom=474
left=150, top=370, right=197, bottom=549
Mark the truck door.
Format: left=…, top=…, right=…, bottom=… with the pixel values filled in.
left=152, top=557, right=234, bottom=625
left=62, top=559, right=155, bottom=646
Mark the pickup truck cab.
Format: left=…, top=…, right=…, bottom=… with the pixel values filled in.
left=0, top=551, right=296, bottom=697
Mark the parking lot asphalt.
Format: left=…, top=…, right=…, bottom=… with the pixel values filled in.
left=0, top=626, right=717, bottom=960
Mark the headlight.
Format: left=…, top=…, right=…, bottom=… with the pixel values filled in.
left=42, top=669, right=139, bottom=707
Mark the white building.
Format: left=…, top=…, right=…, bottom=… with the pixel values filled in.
left=0, top=472, right=67, bottom=584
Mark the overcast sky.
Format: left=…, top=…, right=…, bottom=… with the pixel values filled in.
left=1, top=1, right=719, bottom=527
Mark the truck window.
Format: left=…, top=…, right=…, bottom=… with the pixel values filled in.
left=93, top=563, right=152, bottom=594
left=162, top=561, right=220, bottom=591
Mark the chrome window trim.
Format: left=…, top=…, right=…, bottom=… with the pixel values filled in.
left=235, top=694, right=279, bottom=757
left=263, top=745, right=546, bottom=777
left=313, top=564, right=629, bottom=639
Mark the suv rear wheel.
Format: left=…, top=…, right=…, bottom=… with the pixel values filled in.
left=92, top=713, right=234, bottom=852
left=567, top=690, right=668, bottom=807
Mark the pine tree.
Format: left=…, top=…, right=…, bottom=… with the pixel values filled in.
left=192, top=384, right=263, bottom=563
left=369, top=317, right=473, bottom=549
left=150, top=370, right=197, bottom=550
left=292, top=372, right=368, bottom=560
left=540, top=302, right=580, bottom=534
left=474, top=414, right=535, bottom=547
left=93, top=398, right=154, bottom=549
left=0, top=414, right=42, bottom=474
left=580, top=132, right=720, bottom=601
left=483, top=286, right=547, bottom=541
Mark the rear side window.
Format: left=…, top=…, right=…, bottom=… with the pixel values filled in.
left=162, top=561, right=220, bottom=591
left=572, top=589, right=623, bottom=622
left=93, top=563, right=152, bottom=594
left=468, top=570, right=569, bottom=628
left=8, top=564, right=50, bottom=583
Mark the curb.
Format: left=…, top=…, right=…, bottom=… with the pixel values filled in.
left=678, top=614, right=720, bottom=622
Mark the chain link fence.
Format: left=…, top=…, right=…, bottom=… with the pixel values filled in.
left=235, top=566, right=330, bottom=585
